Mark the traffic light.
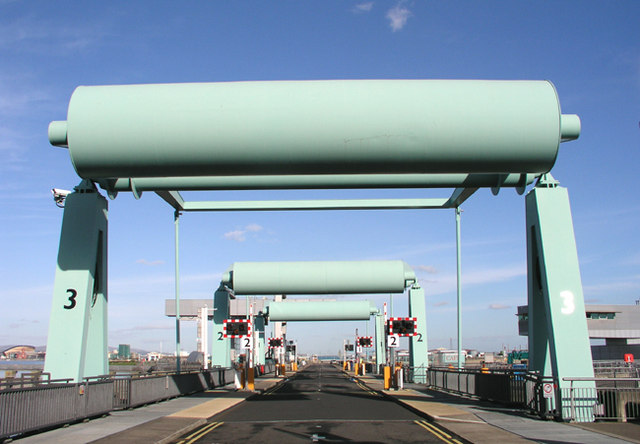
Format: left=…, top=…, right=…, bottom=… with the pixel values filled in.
left=223, top=319, right=251, bottom=338
left=388, top=317, right=417, bottom=336
left=268, top=337, right=283, bottom=348
left=345, top=344, right=354, bottom=351
left=286, top=344, right=296, bottom=353
left=357, top=336, right=373, bottom=347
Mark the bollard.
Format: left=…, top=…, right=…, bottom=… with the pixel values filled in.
left=384, top=366, right=392, bottom=390
left=246, top=367, right=255, bottom=391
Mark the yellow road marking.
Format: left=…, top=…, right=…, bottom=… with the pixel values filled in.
left=179, top=421, right=224, bottom=444
left=414, top=420, right=461, bottom=443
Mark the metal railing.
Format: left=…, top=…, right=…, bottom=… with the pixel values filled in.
left=421, top=367, right=558, bottom=419
left=562, top=377, right=640, bottom=423
left=0, top=367, right=235, bottom=441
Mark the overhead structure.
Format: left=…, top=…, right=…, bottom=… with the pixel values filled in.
left=45, top=79, right=593, bottom=421
left=211, top=260, right=426, bottom=375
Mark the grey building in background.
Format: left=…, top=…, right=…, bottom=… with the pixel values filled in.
left=518, top=303, right=640, bottom=361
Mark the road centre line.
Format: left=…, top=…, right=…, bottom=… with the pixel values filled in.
left=415, top=420, right=463, bottom=444
left=177, top=422, right=224, bottom=444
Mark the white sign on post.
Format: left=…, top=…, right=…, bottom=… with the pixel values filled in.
left=388, top=334, right=400, bottom=348
left=542, top=383, right=554, bottom=398
left=241, top=336, right=253, bottom=350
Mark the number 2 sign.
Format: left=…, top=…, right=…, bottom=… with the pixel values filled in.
left=388, top=334, right=399, bottom=348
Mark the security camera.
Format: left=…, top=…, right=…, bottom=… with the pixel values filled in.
left=51, top=188, right=72, bottom=207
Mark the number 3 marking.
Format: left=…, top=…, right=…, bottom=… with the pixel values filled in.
left=64, top=289, right=77, bottom=310
left=560, top=290, right=575, bottom=315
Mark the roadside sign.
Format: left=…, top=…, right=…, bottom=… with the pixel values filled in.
left=223, top=319, right=251, bottom=338
left=241, top=336, right=253, bottom=349
left=387, top=334, right=400, bottom=348
left=542, top=383, right=553, bottom=398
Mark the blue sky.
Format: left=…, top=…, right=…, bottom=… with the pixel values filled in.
left=1, top=1, right=638, bottom=356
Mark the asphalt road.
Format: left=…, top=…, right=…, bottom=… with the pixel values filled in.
left=171, top=363, right=459, bottom=443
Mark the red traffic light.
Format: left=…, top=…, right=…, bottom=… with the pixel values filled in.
left=223, top=319, right=251, bottom=338
left=388, top=317, right=417, bottom=336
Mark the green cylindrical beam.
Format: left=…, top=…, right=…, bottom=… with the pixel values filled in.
left=222, top=260, right=415, bottom=295
left=103, top=173, right=536, bottom=192
left=51, top=80, right=578, bottom=179
left=266, top=300, right=376, bottom=321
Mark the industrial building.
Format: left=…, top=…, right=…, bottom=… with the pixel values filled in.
left=518, top=303, right=640, bottom=361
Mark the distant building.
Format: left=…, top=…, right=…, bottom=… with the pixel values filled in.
left=146, top=352, right=162, bottom=361
left=1, top=345, right=36, bottom=360
left=517, top=303, right=640, bottom=360
left=118, top=344, right=131, bottom=360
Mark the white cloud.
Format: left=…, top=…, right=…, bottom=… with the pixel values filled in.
left=414, top=264, right=438, bottom=274
left=421, top=264, right=526, bottom=296
left=136, top=259, right=165, bottom=266
left=224, top=229, right=247, bottom=242
left=489, top=303, right=511, bottom=310
left=223, top=223, right=264, bottom=242
left=386, top=3, right=411, bottom=32
left=245, top=223, right=263, bottom=232
left=354, top=2, right=374, bottom=13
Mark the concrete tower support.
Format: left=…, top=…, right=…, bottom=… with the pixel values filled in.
left=44, top=181, right=108, bottom=381
left=211, top=287, right=231, bottom=368
left=408, top=284, right=428, bottom=383
left=526, top=175, right=595, bottom=420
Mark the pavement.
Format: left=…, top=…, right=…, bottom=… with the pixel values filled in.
left=350, top=371, right=640, bottom=444
left=10, top=369, right=640, bottom=444
left=14, top=377, right=283, bottom=444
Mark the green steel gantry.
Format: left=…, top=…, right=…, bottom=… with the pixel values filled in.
left=44, top=79, right=593, bottom=419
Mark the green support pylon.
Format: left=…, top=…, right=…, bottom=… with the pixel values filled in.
left=255, top=315, right=266, bottom=367
left=44, top=180, right=108, bottom=381
left=409, top=284, right=428, bottom=383
left=211, top=287, right=231, bottom=368
left=375, top=313, right=385, bottom=372
left=526, top=174, right=595, bottom=421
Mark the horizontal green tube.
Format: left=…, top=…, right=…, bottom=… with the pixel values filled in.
left=222, top=260, right=415, bottom=295
left=102, top=173, right=536, bottom=192
left=51, top=80, right=578, bottom=179
left=266, top=301, right=377, bottom=321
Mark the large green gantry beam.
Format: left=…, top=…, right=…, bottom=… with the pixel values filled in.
left=45, top=79, right=593, bottom=420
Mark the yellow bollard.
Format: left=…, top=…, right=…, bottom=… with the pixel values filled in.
left=246, top=367, right=255, bottom=391
left=383, top=366, right=391, bottom=390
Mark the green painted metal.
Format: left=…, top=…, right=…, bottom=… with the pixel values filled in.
left=174, top=210, right=181, bottom=372
left=254, top=315, right=266, bottom=367
left=266, top=300, right=376, bottom=321
left=43, top=181, right=108, bottom=381
left=222, top=261, right=415, bottom=295
left=525, top=175, right=595, bottom=420
left=183, top=198, right=450, bottom=212
left=409, top=285, right=428, bottom=382
left=375, top=314, right=385, bottom=369
left=211, top=288, right=231, bottom=368
left=51, top=80, right=579, bottom=179
left=456, top=207, right=463, bottom=369
left=105, top=173, right=537, bottom=192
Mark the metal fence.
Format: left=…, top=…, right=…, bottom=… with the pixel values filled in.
left=562, top=377, right=640, bottom=423
left=0, top=367, right=236, bottom=441
left=422, top=367, right=558, bottom=419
